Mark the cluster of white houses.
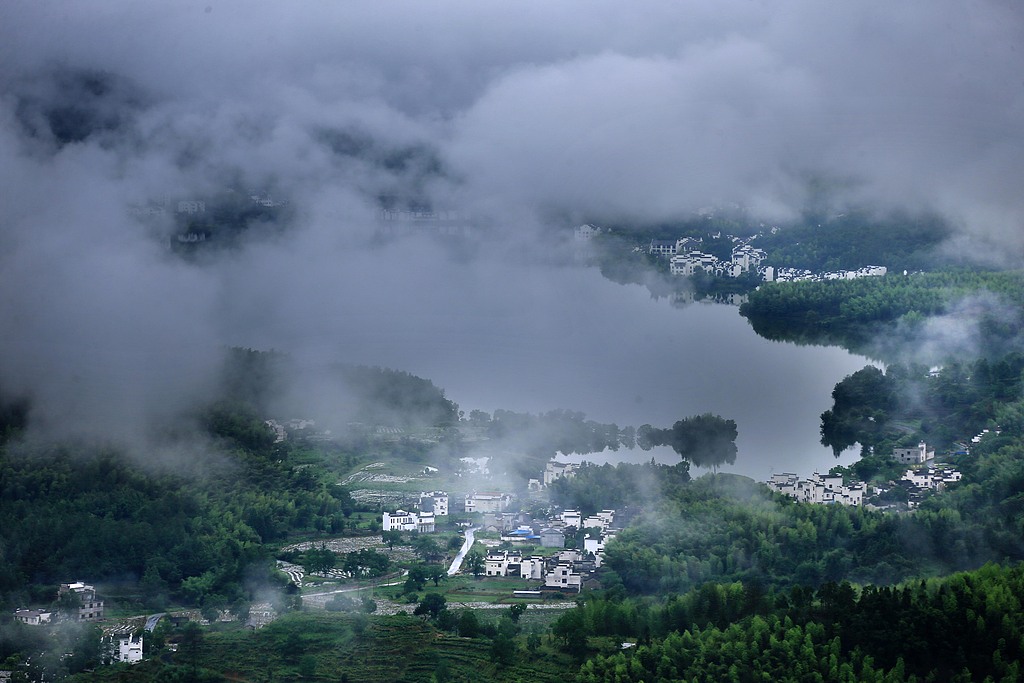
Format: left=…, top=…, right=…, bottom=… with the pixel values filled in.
left=484, top=549, right=594, bottom=593
left=482, top=508, right=619, bottom=592
left=642, top=231, right=887, bottom=284
left=767, top=472, right=865, bottom=506
left=766, top=443, right=962, bottom=509
left=769, top=265, right=888, bottom=282
left=382, top=491, right=451, bottom=532
left=671, top=241, right=767, bottom=278
left=13, top=583, right=146, bottom=666
left=901, top=466, right=962, bottom=492
left=880, top=466, right=963, bottom=509
left=382, top=490, right=519, bottom=531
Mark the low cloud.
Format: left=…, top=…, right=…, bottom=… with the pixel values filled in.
left=1, top=0, right=1021, bottom=448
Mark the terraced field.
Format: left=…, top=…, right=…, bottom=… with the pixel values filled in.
left=194, top=611, right=573, bottom=682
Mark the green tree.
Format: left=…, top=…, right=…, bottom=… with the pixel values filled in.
left=491, top=631, right=516, bottom=667
left=457, top=610, right=480, bottom=638
left=298, top=654, right=317, bottom=679
left=412, top=534, right=443, bottom=562
left=414, top=593, right=448, bottom=620
left=508, top=602, right=527, bottom=623
left=381, top=530, right=403, bottom=550
left=465, top=550, right=485, bottom=577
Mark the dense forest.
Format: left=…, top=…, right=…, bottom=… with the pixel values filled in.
left=0, top=405, right=354, bottom=612
left=564, top=561, right=1023, bottom=682
left=740, top=270, right=1024, bottom=357
left=753, top=212, right=952, bottom=273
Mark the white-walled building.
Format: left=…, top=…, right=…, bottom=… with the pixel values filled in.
left=561, top=509, right=582, bottom=529
left=903, top=467, right=962, bottom=491
left=110, top=632, right=143, bottom=664
left=766, top=472, right=864, bottom=506
left=670, top=251, right=719, bottom=276
left=485, top=550, right=522, bottom=577
left=731, top=244, right=766, bottom=271
left=519, top=556, right=546, bottom=580
left=13, top=609, right=51, bottom=626
left=419, top=491, right=449, bottom=516
left=382, top=510, right=436, bottom=533
left=584, top=532, right=616, bottom=568
left=649, top=239, right=678, bottom=256
left=893, top=442, right=934, bottom=465
left=543, top=461, right=578, bottom=486
left=544, top=563, right=583, bottom=593
left=465, top=492, right=512, bottom=513
left=582, top=510, right=615, bottom=531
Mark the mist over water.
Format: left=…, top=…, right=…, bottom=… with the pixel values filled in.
left=2, top=1, right=1015, bottom=479
left=241, top=255, right=867, bottom=481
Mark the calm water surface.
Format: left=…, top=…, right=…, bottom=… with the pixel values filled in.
left=312, top=261, right=870, bottom=481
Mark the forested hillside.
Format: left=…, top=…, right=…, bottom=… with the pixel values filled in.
left=566, top=561, right=1023, bottom=682
left=0, top=405, right=354, bottom=611
left=740, top=270, right=1024, bottom=356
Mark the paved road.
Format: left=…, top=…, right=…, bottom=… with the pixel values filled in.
left=447, top=527, right=478, bottom=576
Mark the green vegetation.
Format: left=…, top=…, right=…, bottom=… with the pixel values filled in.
left=589, top=211, right=953, bottom=302
left=755, top=211, right=951, bottom=273
left=63, top=611, right=575, bottom=683
left=0, top=436, right=344, bottom=611
left=740, top=270, right=1024, bottom=356
left=637, top=413, right=738, bottom=472
left=548, top=461, right=690, bottom=515
left=565, top=562, right=1024, bottom=682
left=820, top=355, right=1024, bottom=460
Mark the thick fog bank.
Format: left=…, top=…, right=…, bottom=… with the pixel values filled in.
left=0, top=0, right=1019, bottom=467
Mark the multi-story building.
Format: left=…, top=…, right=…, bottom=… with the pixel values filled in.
left=544, top=562, right=583, bottom=593
left=108, top=630, right=143, bottom=664
left=419, top=491, right=449, bottom=516
left=543, top=461, right=578, bottom=486
left=59, top=582, right=104, bottom=621
left=582, top=510, right=615, bottom=531
left=464, top=492, right=512, bottom=513
left=382, top=510, right=436, bottom=533
left=892, top=442, right=933, bottom=465
left=485, top=550, right=523, bottom=577
left=561, top=509, right=582, bottom=529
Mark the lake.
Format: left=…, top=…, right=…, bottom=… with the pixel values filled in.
left=267, top=254, right=870, bottom=481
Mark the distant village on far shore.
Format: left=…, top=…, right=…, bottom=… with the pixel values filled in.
left=574, top=222, right=888, bottom=284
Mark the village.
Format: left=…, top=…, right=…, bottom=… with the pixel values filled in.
left=765, top=441, right=963, bottom=510
left=8, top=457, right=619, bottom=669
left=575, top=223, right=888, bottom=284
left=3, top=417, right=993, bottom=682
left=382, top=459, right=617, bottom=595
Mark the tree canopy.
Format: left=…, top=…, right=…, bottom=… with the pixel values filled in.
left=639, top=414, right=738, bottom=471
